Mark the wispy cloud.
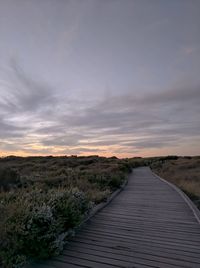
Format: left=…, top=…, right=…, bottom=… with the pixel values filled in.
left=0, top=63, right=199, bottom=157
left=182, top=47, right=197, bottom=55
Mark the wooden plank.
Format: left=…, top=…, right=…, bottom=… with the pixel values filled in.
left=60, top=249, right=183, bottom=268
left=75, top=231, right=200, bottom=252
left=67, top=240, right=200, bottom=264
left=83, top=224, right=200, bottom=243
left=86, top=220, right=200, bottom=235
left=72, top=237, right=200, bottom=259
left=63, top=246, right=200, bottom=268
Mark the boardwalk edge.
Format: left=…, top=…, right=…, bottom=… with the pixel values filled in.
left=25, top=175, right=129, bottom=267
left=74, top=174, right=129, bottom=232
left=150, top=167, right=200, bottom=225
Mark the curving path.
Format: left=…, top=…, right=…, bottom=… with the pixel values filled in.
left=32, top=167, right=200, bottom=268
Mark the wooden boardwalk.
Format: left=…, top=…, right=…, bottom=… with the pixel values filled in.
left=33, top=167, right=200, bottom=268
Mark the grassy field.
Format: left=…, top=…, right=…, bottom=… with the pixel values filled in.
left=151, top=156, right=200, bottom=209
left=1, top=154, right=199, bottom=267
left=0, top=155, right=134, bottom=267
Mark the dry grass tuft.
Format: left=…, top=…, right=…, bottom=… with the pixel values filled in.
left=0, top=155, right=133, bottom=267
left=151, top=156, right=200, bottom=208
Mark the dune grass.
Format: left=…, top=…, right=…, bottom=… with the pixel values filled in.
left=151, top=156, right=200, bottom=209
left=2, top=154, right=198, bottom=267
left=0, top=155, right=132, bottom=267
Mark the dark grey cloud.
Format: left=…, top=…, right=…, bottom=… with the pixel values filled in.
left=42, top=133, right=84, bottom=147
left=0, top=61, right=58, bottom=116
left=0, top=0, right=200, bottom=156
left=122, top=136, right=179, bottom=149
left=59, top=85, right=200, bottom=136
left=0, top=118, right=28, bottom=138
left=144, top=86, right=200, bottom=105
left=80, top=139, right=124, bottom=147
left=0, top=63, right=199, bottom=155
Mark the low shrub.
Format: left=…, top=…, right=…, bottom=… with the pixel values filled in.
left=0, top=188, right=90, bottom=267
left=0, top=168, right=21, bottom=191
left=0, top=155, right=131, bottom=267
left=151, top=156, right=200, bottom=210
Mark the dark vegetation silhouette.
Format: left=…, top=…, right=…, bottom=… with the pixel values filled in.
left=151, top=156, right=200, bottom=209
left=0, top=155, right=133, bottom=267
left=0, top=155, right=199, bottom=267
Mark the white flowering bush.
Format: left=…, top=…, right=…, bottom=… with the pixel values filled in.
left=0, top=156, right=132, bottom=267
left=0, top=187, right=90, bottom=267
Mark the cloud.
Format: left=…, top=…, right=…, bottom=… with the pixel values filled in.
left=122, top=136, right=179, bottom=149
left=0, top=118, right=27, bottom=138
left=0, top=65, right=199, bottom=156
left=141, top=86, right=200, bottom=105
left=41, top=134, right=83, bottom=147
left=8, top=61, right=57, bottom=114
left=182, top=47, right=197, bottom=55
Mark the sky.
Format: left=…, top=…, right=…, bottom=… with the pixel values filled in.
left=0, top=0, right=200, bottom=158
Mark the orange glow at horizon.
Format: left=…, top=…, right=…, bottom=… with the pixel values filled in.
left=1, top=144, right=199, bottom=158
